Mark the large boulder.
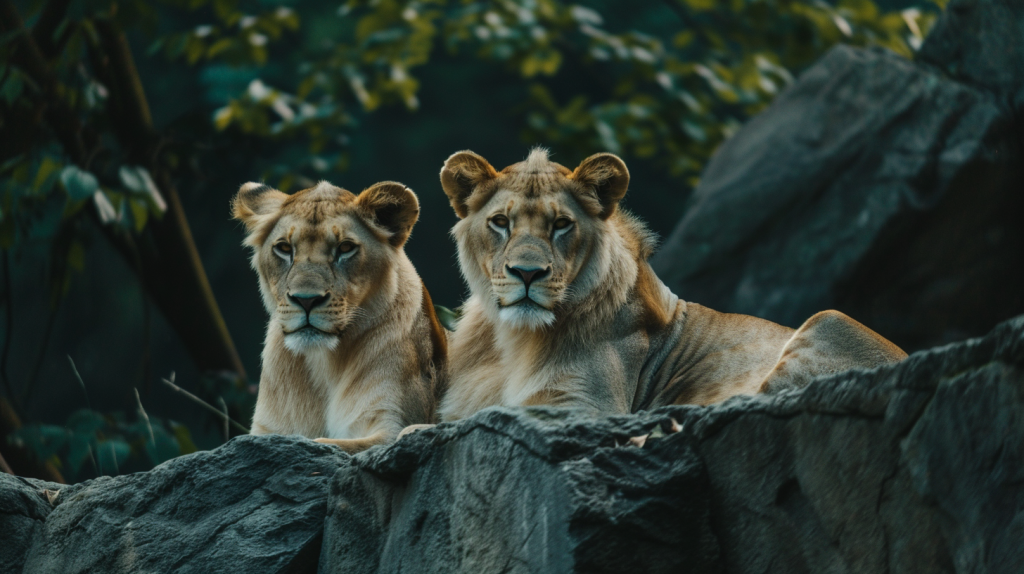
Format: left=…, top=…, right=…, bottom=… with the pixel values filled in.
left=319, top=314, right=1024, bottom=573
left=0, top=474, right=63, bottom=573
left=917, top=0, right=1024, bottom=112
left=9, top=434, right=347, bottom=574
left=2, top=316, right=1023, bottom=573
left=651, top=2, right=1024, bottom=352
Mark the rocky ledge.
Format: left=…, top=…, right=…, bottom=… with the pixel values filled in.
left=3, top=314, right=1023, bottom=573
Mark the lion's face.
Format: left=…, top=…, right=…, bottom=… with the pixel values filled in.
left=441, top=149, right=630, bottom=330
left=233, top=180, right=419, bottom=353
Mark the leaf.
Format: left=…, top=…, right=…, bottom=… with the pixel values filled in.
left=0, top=67, right=24, bottom=104
left=96, top=439, right=131, bottom=475
left=129, top=197, right=149, bottom=232
left=118, top=166, right=167, bottom=216
left=66, top=409, right=106, bottom=434
left=66, top=433, right=96, bottom=476
left=434, top=305, right=461, bottom=331
left=33, top=157, right=62, bottom=193
left=10, top=424, right=68, bottom=460
left=92, top=190, right=119, bottom=224
left=171, top=422, right=198, bottom=455
left=143, top=424, right=181, bottom=465
left=59, top=166, right=99, bottom=201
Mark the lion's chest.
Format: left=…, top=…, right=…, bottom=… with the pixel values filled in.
left=315, top=368, right=384, bottom=439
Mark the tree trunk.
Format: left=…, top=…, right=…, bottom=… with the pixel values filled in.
left=0, top=2, right=246, bottom=379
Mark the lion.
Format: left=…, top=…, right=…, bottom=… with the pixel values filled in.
left=232, top=180, right=446, bottom=452
left=434, top=148, right=906, bottom=421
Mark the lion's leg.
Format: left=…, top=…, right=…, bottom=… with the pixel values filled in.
left=397, top=423, right=436, bottom=439
left=314, top=431, right=389, bottom=454
left=758, top=310, right=907, bottom=395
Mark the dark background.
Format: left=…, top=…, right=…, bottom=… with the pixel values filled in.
left=0, top=0, right=947, bottom=475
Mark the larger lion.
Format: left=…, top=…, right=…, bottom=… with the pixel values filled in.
left=437, top=149, right=906, bottom=420
left=233, top=180, right=446, bottom=452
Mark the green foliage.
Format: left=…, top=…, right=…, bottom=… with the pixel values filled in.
left=0, top=0, right=943, bottom=477
left=0, top=0, right=941, bottom=293
left=434, top=304, right=461, bottom=331
left=184, top=0, right=940, bottom=183
left=9, top=405, right=197, bottom=479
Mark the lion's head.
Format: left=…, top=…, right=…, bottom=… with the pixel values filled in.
left=440, top=148, right=642, bottom=330
left=232, top=180, right=419, bottom=353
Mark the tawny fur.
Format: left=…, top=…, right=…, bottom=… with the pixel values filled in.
left=436, top=149, right=907, bottom=420
left=232, top=180, right=446, bottom=452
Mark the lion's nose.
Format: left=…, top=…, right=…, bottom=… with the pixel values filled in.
left=507, top=265, right=551, bottom=288
left=288, top=292, right=329, bottom=313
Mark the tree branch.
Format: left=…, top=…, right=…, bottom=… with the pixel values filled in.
left=1, top=0, right=246, bottom=378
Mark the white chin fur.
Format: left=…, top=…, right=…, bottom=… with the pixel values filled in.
left=284, top=329, right=340, bottom=354
left=498, top=304, right=556, bottom=330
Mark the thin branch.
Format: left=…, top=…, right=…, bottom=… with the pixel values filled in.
left=92, top=18, right=156, bottom=152
left=66, top=356, right=91, bottom=410
left=133, top=388, right=155, bottom=445
left=1, top=0, right=246, bottom=378
left=161, top=373, right=249, bottom=434
left=0, top=449, right=13, bottom=475
left=218, top=397, right=229, bottom=443
left=107, top=442, right=118, bottom=475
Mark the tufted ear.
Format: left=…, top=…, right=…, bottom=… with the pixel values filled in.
left=439, top=150, right=498, bottom=218
left=570, top=153, right=630, bottom=219
left=232, top=182, right=288, bottom=233
left=357, top=181, right=420, bottom=247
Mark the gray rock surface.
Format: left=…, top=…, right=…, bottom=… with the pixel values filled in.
left=2, top=316, right=1023, bottom=573
left=6, top=435, right=347, bottom=574
left=651, top=10, right=1024, bottom=351
left=918, top=0, right=1024, bottom=112
left=316, top=315, right=1024, bottom=573
left=0, top=475, right=63, bottom=573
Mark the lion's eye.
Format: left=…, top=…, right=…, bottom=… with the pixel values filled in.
left=553, top=217, right=574, bottom=236
left=273, top=242, right=293, bottom=260
left=336, top=241, right=358, bottom=258
left=490, top=215, right=509, bottom=229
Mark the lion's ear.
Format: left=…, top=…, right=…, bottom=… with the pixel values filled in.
left=357, top=181, right=420, bottom=247
left=571, top=153, right=630, bottom=219
left=232, top=182, right=288, bottom=232
left=440, top=150, right=498, bottom=218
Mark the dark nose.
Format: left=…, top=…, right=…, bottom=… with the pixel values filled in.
left=288, top=293, right=329, bottom=313
left=507, top=266, right=551, bottom=288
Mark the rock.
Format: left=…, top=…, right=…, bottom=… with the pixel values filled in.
left=321, top=410, right=720, bottom=574
left=918, top=0, right=1024, bottom=112
left=16, top=434, right=347, bottom=574
left=650, top=42, right=1024, bottom=351
left=0, top=474, right=64, bottom=574
left=3, top=317, right=1023, bottom=573
left=318, top=314, right=1024, bottom=573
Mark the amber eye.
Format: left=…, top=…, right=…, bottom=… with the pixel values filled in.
left=490, top=215, right=510, bottom=229
left=273, top=242, right=293, bottom=259
left=336, top=241, right=358, bottom=257
left=553, top=217, right=573, bottom=230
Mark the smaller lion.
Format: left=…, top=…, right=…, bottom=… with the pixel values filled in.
left=436, top=148, right=906, bottom=420
left=232, top=180, right=446, bottom=452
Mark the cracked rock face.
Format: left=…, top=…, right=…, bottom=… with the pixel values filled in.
left=1, top=435, right=347, bottom=574
left=318, top=315, right=1024, bottom=573
left=652, top=32, right=1024, bottom=351
left=2, top=318, right=1023, bottom=573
